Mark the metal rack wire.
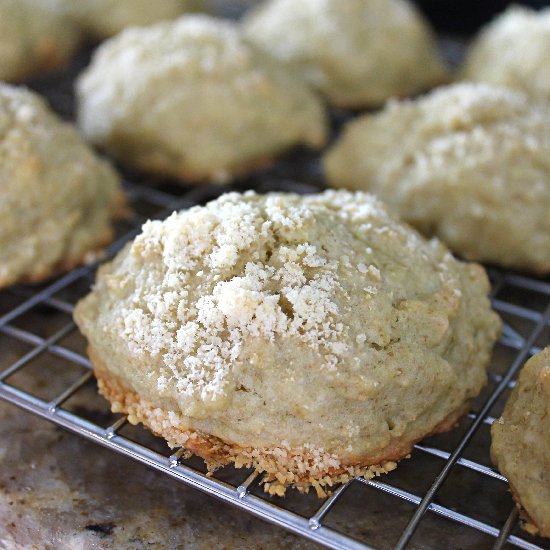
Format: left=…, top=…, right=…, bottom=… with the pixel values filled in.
left=1, top=50, right=550, bottom=550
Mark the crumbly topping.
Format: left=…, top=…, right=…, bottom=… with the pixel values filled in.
left=0, top=84, right=40, bottom=135
left=474, top=5, right=550, bottom=45
left=118, top=192, right=362, bottom=409
left=462, top=6, right=550, bottom=102
left=112, top=16, right=253, bottom=75
left=387, top=83, right=539, bottom=129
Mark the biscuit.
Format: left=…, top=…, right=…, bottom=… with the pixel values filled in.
left=491, top=347, right=550, bottom=538
left=76, top=15, right=328, bottom=184
left=242, top=0, right=447, bottom=108
left=324, top=83, right=550, bottom=273
left=59, top=0, right=194, bottom=40
left=0, top=0, right=80, bottom=82
left=0, top=84, right=123, bottom=288
left=462, top=6, right=550, bottom=102
left=74, top=190, right=500, bottom=496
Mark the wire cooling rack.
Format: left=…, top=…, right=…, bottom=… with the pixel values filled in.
left=1, top=49, right=550, bottom=550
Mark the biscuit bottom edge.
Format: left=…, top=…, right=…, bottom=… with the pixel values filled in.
left=0, top=228, right=113, bottom=290
left=90, top=347, right=471, bottom=498
left=125, top=149, right=297, bottom=186
left=507, top=477, right=547, bottom=538
left=0, top=190, right=127, bottom=290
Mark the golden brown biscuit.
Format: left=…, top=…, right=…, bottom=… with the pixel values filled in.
left=56, top=0, right=197, bottom=40
left=0, top=84, right=123, bottom=288
left=492, top=347, right=550, bottom=538
left=74, top=190, right=500, bottom=496
left=0, top=0, right=80, bottom=82
left=76, top=15, right=328, bottom=184
left=242, top=0, right=447, bottom=108
left=324, top=83, right=550, bottom=273
left=462, top=6, right=550, bottom=102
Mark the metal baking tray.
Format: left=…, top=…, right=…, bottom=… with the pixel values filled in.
left=1, top=43, right=550, bottom=550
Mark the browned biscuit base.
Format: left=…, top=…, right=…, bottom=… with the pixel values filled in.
left=91, top=347, right=472, bottom=497
left=120, top=152, right=280, bottom=186
left=507, top=482, right=542, bottom=537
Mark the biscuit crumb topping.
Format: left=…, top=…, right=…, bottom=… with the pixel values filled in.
left=462, top=6, right=550, bottom=102
left=119, top=192, right=365, bottom=409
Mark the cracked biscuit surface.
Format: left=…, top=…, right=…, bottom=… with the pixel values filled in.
left=491, top=347, right=550, bottom=538
left=0, top=84, right=123, bottom=288
left=76, top=15, right=327, bottom=184
left=0, top=0, right=80, bottom=82
left=324, top=83, right=550, bottom=273
left=462, top=6, right=550, bottom=102
left=242, top=0, right=447, bottom=108
left=74, top=189, right=500, bottom=496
